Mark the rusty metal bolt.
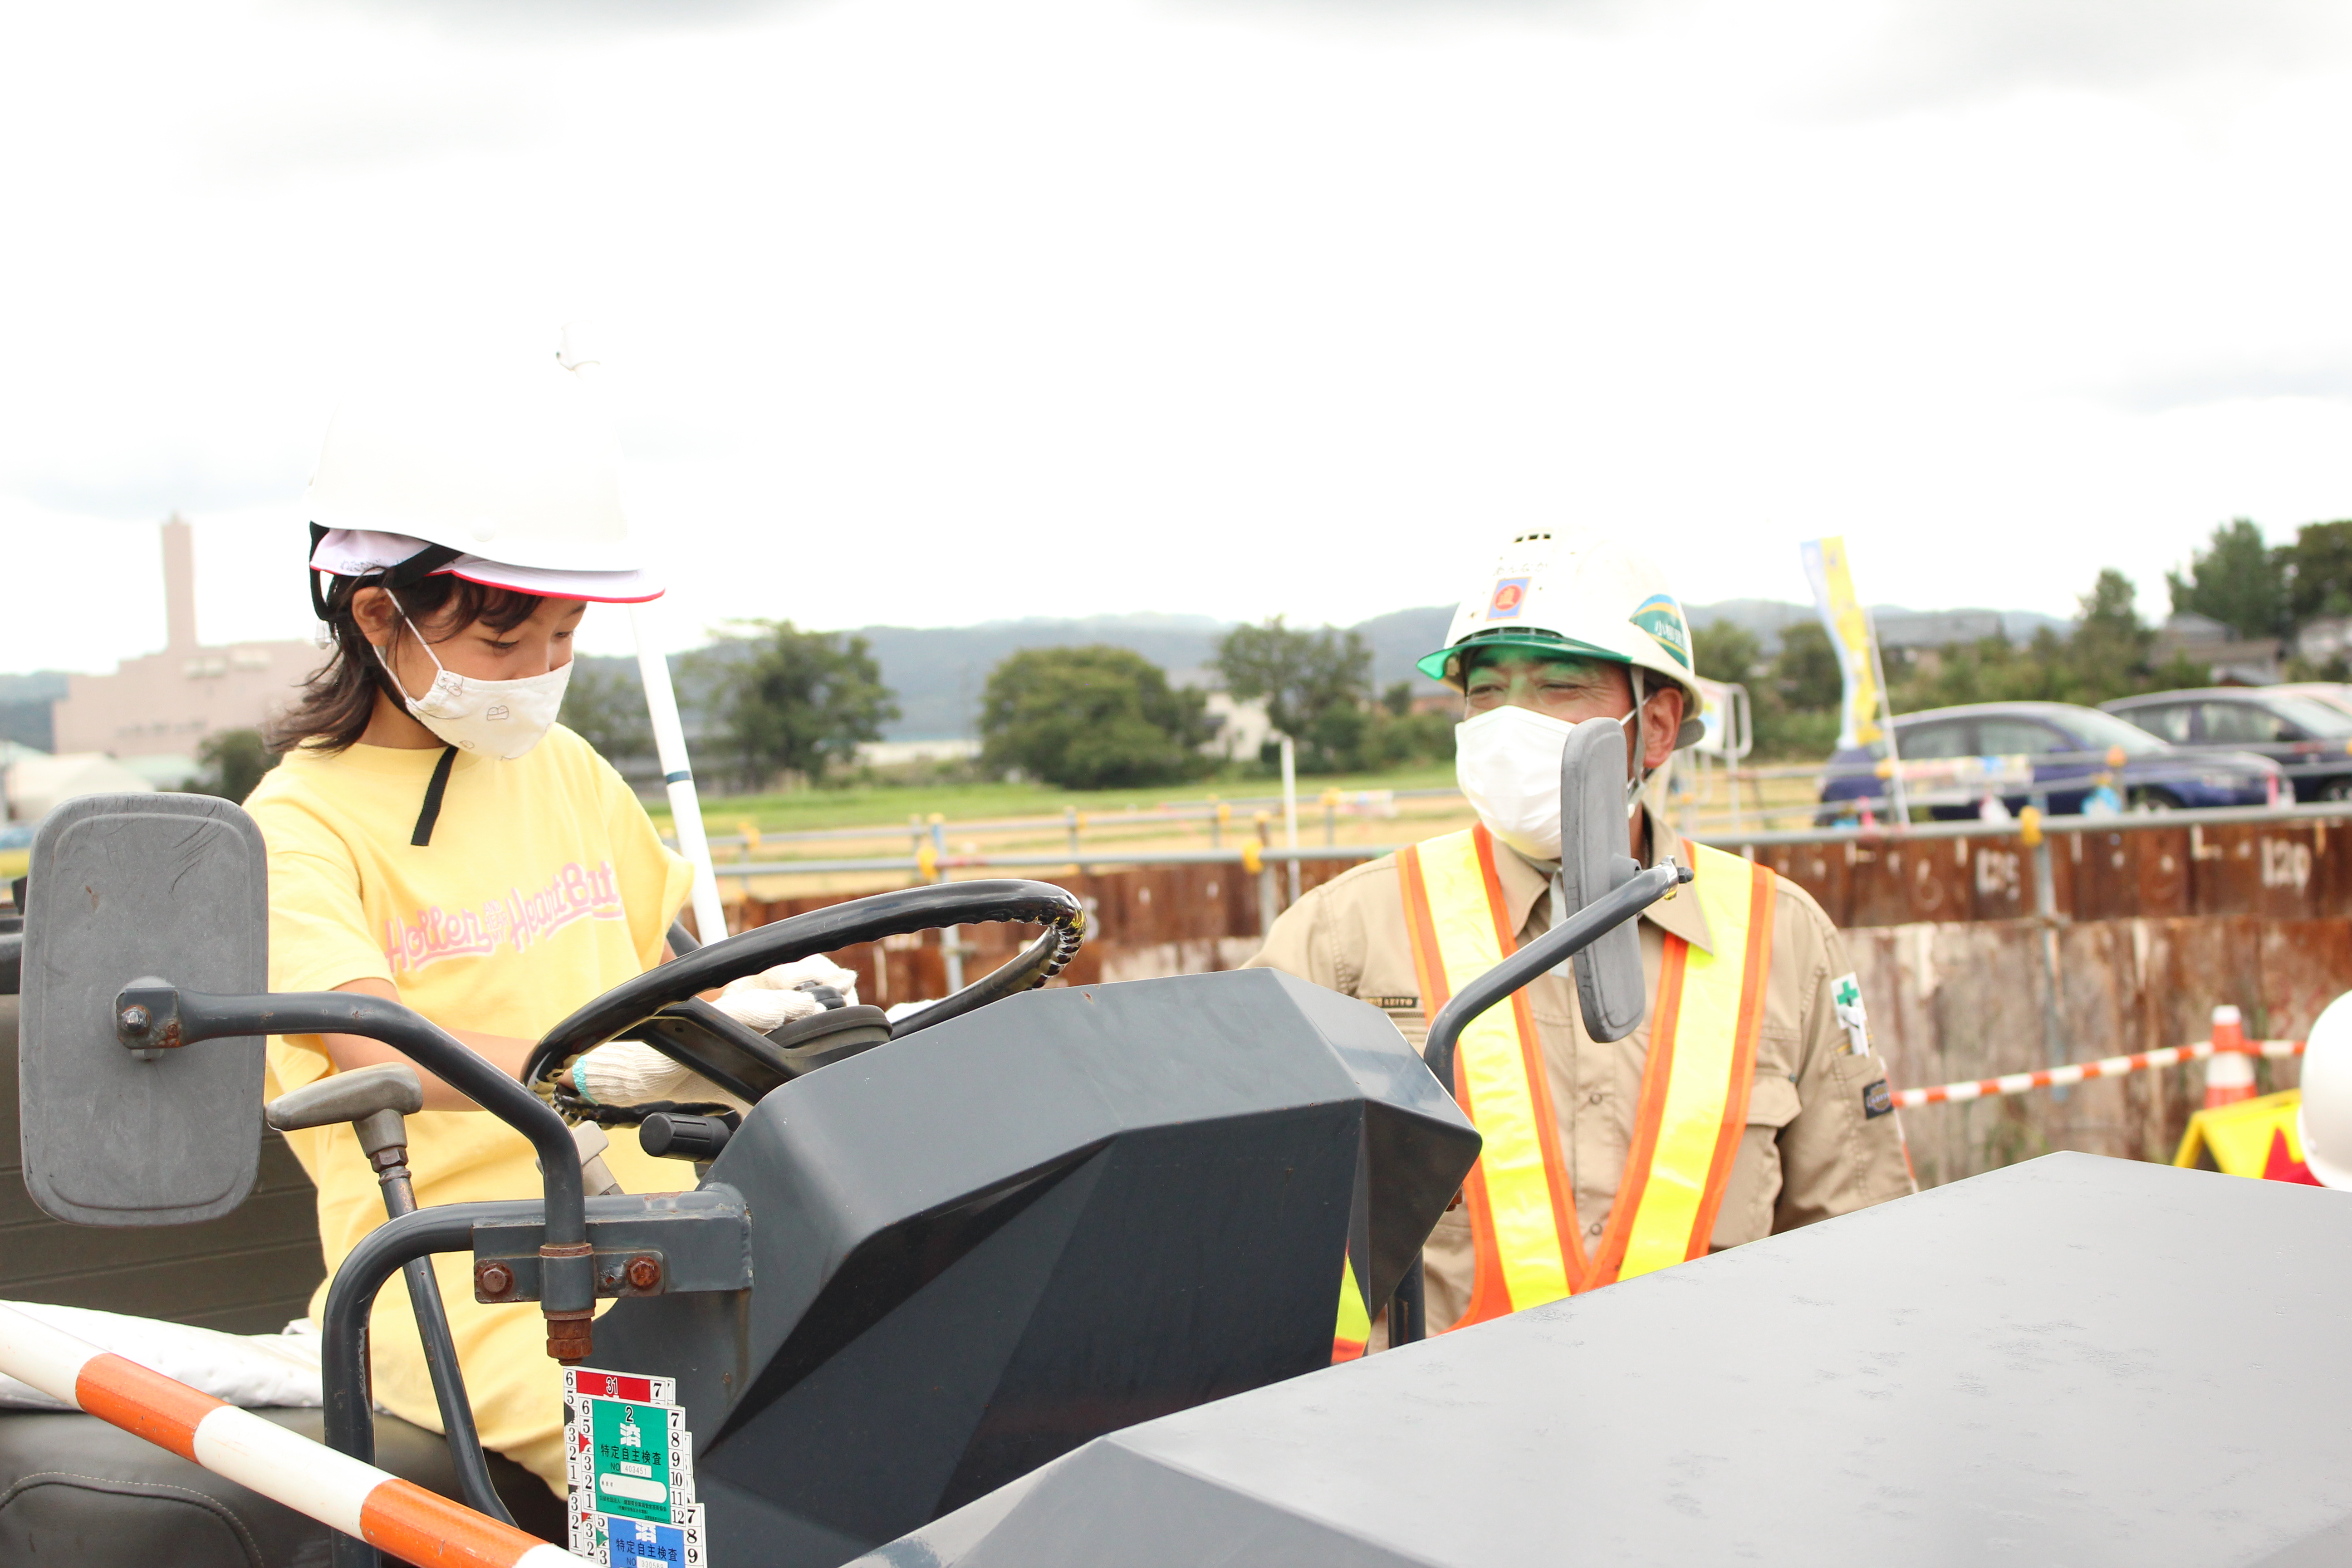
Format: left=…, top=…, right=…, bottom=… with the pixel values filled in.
left=475, top=1261, right=514, bottom=1297
left=545, top=1311, right=595, bottom=1365
left=625, top=1256, right=662, bottom=1292
left=118, top=1004, right=150, bottom=1036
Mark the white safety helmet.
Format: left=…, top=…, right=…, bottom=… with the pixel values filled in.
left=1419, top=526, right=1705, bottom=750
left=303, top=337, right=659, bottom=606
left=2297, top=990, right=2352, bottom=1189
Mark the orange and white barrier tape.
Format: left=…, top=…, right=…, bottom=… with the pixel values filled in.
left=1894, top=1036, right=2302, bottom=1109
left=0, top=1301, right=586, bottom=1568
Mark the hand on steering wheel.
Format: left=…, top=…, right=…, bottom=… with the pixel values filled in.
left=521, top=879, right=1085, bottom=1107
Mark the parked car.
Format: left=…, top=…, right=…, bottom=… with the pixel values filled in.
left=2273, top=682, right=2352, bottom=723
left=1817, top=701, right=2279, bottom=822
left=2102, top=688, right=2352, bottom=802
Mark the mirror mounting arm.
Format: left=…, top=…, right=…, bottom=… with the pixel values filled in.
left=108, top=984, right=595, bottom=1360
left=1421, top=860, right=1691, bottom=1096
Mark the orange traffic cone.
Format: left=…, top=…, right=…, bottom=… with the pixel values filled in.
left=2206, top=1004, right=2256, bottom=1108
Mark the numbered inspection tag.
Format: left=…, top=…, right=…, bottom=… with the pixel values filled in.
left=597, top=1503, right=706, bottom=1567
left=565, top=1366, right=706, bottom=1563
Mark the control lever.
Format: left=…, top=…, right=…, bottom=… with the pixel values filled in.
left=640, top=1112, right=735, bottom=1166
left=265, top=1063, right=513, bottom=1526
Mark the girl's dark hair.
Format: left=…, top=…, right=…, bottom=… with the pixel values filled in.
left=269, top=572, right=547, bottom=755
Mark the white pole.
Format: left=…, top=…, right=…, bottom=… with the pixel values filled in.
left=633, top=605, right=727, bottom=943
left=560, top=326, right=728, bottom=945
left=1280, top=734, right=1300, bottom=905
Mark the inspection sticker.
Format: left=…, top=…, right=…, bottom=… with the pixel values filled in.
left=595, top=1504, right=706, bottom=1568
left=565, top=1367, right=702, bottom=1560
left=568, top=1398, right=691, bottom=1522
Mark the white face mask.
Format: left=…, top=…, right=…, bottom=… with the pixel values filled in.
left=374, top=596, right=572, bottom=760
left=1454, top=704, right=1639, bottom=861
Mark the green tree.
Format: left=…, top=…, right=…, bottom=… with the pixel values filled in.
left=979, top=645, right=1213, bottom=790
left=687, top=621, right=898, bottom=791
left=2167, top=519, right=2285, bottom=640
left=187, top=728, right=276, bottom=803
left=562, top=664, right=653, bottom=764
left=1773, top=621, right=1845, bottom=714
left=1214, top=617, right=1373, bottom=772
left=1692, top=619, right=1763, bottom=687
left=2064, top=568, right=2152, bottom=700
left=2285, top=520, right=2352, bottom=626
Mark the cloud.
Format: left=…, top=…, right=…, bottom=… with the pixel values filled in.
left=2108, top=359, right=2352, bottom=414
left=4, top=455, right=306, bottom=524
left=1823, top=0, right=2352, bottom=109
left=301, top=0, right=818, bottom=37
left=201, top=94, right=524, bottom=177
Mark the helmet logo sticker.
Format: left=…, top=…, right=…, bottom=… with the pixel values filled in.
left=1630, top=593, right=1692, bottom=670
left=1487, top=578, right=1530, bottom=621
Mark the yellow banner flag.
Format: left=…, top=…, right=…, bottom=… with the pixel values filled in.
left=1799, top=537, right=1882, bottom=750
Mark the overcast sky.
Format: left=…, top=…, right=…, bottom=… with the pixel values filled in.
left=8, top=0, right=2352, bottom=673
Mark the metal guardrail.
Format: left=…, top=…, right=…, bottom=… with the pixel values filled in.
left=706, top=800, right=2352, bottom=884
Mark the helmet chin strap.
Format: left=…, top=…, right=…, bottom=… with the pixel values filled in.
left=1623, top=668, right=1648, bottom=818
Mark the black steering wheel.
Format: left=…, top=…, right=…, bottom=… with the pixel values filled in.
left=521, top=879, right=1085, bottom=1103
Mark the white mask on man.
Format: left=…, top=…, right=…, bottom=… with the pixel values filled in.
left=1454, top=703, right=1639, bottom=861
left=373, top=594, right=572, bottom=760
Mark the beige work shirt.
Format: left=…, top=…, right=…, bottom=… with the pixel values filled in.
left=1245, top=818, right=1913, bottom=1333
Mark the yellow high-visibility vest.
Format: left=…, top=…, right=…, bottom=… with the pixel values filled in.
left=1395, top=825, right=1777, bottom=1324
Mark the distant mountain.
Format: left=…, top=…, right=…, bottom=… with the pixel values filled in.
left=1685, top=600, right=2069, bottom=652
left=0, top=671, right=69, bottom=751
left=570, top=600, right=2072, bottom=742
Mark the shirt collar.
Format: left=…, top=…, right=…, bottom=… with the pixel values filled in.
left=1492, top=811, right=1716, bottom=956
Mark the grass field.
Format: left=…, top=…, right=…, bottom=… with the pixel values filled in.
left=651, top=763, right=1461, bottom=837
left=655, top=756, right=1832, bottom=903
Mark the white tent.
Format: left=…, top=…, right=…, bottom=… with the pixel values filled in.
left=5, top=753, right=157, bottom=822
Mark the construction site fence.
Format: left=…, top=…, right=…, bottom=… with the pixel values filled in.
left=672, top=739, right=2332, bottom=861
left=709, top=798, right=2352, bottom=888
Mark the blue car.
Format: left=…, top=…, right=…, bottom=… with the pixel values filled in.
left=1817, top=701, right=2279, bottom=822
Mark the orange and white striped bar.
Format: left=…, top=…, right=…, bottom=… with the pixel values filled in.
left=1893, top=1036, right=2303, bottom=1110
left=0, top=1301, right=587, bottom=1568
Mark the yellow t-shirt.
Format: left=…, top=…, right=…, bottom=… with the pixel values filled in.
left=245, top=725, right=693, bottom=1493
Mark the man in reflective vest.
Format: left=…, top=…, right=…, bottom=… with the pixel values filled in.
left=1247, top=526, right=1914, bottom=1353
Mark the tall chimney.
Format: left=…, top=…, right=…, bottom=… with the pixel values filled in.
left=162, top=514, right=197, bottom=653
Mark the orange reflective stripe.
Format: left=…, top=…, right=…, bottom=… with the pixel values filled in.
left=1400, top=829, right=1577, bottom=1321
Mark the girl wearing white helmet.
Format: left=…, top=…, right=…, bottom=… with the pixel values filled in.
left=245, top=352, right=775, bottom=1514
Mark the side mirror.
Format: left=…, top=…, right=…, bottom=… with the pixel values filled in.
left=20, top=793, right=266, bottom=1225
left=1556, top=716, right=1647, bottom=1042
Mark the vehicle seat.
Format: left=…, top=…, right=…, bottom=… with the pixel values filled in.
left=0, top=1406, right=563, bottom=1567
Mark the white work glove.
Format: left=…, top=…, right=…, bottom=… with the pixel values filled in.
left=564, top=957, right=865, bottom=1114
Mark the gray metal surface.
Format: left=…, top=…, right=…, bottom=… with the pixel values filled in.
left=593, top=968, right=1479, bottom=1567
left=19, top=794, right=266, bottom=1225
left=862, top=1153, right=2352, bottom=1568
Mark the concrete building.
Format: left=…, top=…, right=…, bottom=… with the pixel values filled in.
left=50, top=517, right=323, bottom=770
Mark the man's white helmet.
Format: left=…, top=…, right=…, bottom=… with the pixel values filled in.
left=1419, top=527, right=1703, bottom=746
left=303, top=342, right=655, bottom=601
left=2297, top=990, right=2352, bottom=1189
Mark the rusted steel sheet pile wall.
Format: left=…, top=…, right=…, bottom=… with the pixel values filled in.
left=1746, top=819, right=2352, bottom=1185
left=1849, top=916, right=2338, bottom=1187
left=735, top=822, right=2352, bottom=1191
left=733, top=861, right=1358, bottom=1005
left=1748, top=819, right=2341, bottom=927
